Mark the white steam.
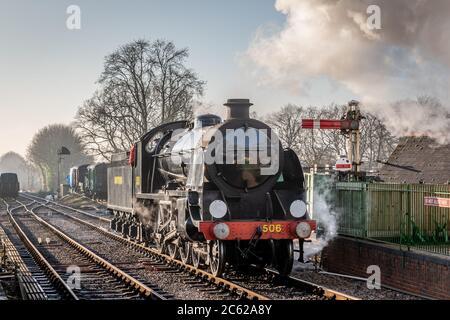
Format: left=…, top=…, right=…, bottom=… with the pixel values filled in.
left=375, top=97, right=450, bottom=144
left=133, top=200, right=158, bottom=233
left=303, top=189, right=338, bottom=260
left=246, top=0, right=450, bottom=142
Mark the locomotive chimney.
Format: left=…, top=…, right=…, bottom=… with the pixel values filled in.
left=224, top=99, right=253, bottom=120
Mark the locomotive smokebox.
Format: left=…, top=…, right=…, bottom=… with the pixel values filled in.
left=224, top=99, right=253, bottom=120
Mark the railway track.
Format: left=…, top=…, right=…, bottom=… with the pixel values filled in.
left=21, top=193, right=358, bottom=300
left=21, top=194, right=269, bottom=300
left=0, top=202, right=60, bottom=300
left=33, top=194, right=111, bottom=227
left=1, top=198, right=170, bottom=300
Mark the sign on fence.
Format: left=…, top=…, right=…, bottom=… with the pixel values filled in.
left=424, top=197, right=450, bottom=208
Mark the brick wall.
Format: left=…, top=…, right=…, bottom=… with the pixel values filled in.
left=321, top=236, right=450, bottom=299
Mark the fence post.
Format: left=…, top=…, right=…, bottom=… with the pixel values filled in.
left=406, top=184, right=411, bottom=251
left=364, top=183, right=368, bottom=238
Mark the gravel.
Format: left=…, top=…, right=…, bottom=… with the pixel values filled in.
left=12, top=206, right=146, bottom=299
left=292, top=238, right=424, bottom=300
left=221, top=269, right=325, bottom=300
left=33, top=194, right=425, bottom=300
left=33, top=206, right=239, bottom=300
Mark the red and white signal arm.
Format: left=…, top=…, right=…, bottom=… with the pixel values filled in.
left=334, top=156, right=352, bottom=172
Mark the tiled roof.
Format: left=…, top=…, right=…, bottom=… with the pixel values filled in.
left=379, top=136, right=450, bottom=184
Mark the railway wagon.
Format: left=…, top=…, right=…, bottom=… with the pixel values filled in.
left=75, top=164, right=89, bottom=193
left=86, top=163, right=108, bottom=200
left=69, top=166, right=78, bottom=191
left=0, top=173, right=20, bottom=198
left=107, top=99, right=316, bottom=276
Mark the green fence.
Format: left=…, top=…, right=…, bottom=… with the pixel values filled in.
left=306, top=174, right=450, bottom=256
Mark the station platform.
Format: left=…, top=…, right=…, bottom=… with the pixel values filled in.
left=321, top=236, right=450, bottom=299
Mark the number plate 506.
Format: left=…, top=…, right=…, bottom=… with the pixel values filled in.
left=262, top=224, right=283, bottom=233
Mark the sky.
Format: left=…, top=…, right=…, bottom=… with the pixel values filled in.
left=1, top=0, right=449, bottom=157
left=0, top=0, right=356, bottom=157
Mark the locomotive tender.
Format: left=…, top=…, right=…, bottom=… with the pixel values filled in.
left=108, top=99, right=316, bottom=276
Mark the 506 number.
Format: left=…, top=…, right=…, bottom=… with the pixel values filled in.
left=262, top=224, right=283, bottom=233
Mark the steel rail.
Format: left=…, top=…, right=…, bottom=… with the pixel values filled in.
left=264, top=268, right=359, bottom=300
left=2, top=199, right=79, bottom=300
left=24, top=193, right=362, bottom=300
left=0, top=203, right=51, bottom=300
left=21, top=194, right=270, bottom=301
left=15, top=199, right=168, bottom=300
left=24, top=193, right=110, bottom=223
left=317, top=266, right=432, bottom=300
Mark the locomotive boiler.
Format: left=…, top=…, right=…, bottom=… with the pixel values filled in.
left=108, top=99, right=316, bottom=276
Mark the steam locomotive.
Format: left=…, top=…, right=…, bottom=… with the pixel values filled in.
left=108, top=99, right=316, bottom=276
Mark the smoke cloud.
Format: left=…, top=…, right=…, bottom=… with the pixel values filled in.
left=133, top=200, right=158, bottom=234
left=302, top=189, right=338, bottom=260
left=246, top=0, right=450, bottom=142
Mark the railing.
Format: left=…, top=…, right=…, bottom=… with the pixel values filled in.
left=306, top=173, right=450, bottom=256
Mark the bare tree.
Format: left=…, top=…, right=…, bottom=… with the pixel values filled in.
left=266, top=104, right=304, bottom=150
left=267, top=104, right=345, bottom=167
left=0, top=152, right=42, bottom=191
left=26, top=124, right=93, bottom=191
left=76, top=39, right=205, bottom=160
left=267, top=103, right=397, bottom=171
left=360, top=114, right=397, bottom=171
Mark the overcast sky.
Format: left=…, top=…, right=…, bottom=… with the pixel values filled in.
left=0, top=0, right=357, bottom=157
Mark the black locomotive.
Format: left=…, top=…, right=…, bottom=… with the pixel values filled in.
left=0, top=173, right=20, bottom=198
left=108, top=99, right=316, bottom=276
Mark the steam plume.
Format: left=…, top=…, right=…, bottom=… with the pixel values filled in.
left=303, top=189, right=338, bottom=260
left=246, top=0, right=450, bottom=142
left=133, top=200, right=158, bottom=234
